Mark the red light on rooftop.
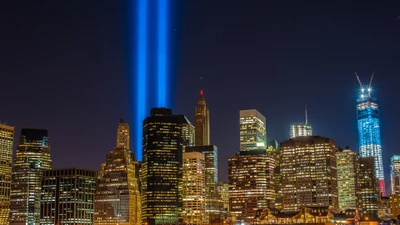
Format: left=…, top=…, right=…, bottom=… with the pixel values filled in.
left=200, top=90, right=203, bottom=95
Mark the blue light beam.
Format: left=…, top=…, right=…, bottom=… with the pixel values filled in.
left=136, top=0, right=147, bottom=161
left=157, top=0, right=168, bottom=107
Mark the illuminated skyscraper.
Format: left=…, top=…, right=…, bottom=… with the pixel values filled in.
left=117, top=118, right=130, bottom=149
left=94, top=121, right=141, bottom=225
left=336, top=147, right=360, bottom=211
left=182, top=152, right=206, bottom=225
left=142, top=108, right=192, bottom=225
left=280, top=136, right=338, bottom=212
left=10, top=129, right=52, bottom=225
left=290, top=105, right=312, bottom=138
left=195, top=90, right=210, bottom=146
left=217, top=181, right=229, bottom=212
left=228, top=150, right=275, bottom=223
left=391, top=155, right=400, bottom=195
left=240, top=109, right=266, bottom=151
left=185, top=145, right=218, bottom=223
left=182, top=120, right=195, bottom=148
left=41, top=168, right=97, bottom=225
left=0, top=124, right=14, bottom=225
left=355, top=73, right=385, bottom=195
left=358, top=157, right=379, bottom=218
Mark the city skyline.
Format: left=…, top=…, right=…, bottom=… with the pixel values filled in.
left=2, top=0, right=400, bottom=193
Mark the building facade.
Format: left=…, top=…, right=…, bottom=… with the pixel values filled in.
left=10, top=129, right=52, bottom=225
left=141, top=108, right=192, bottom=225
left=228, top=150, right=275, bottom=223
left=0, top=124, right=14, bottom=225
left=182, top=152, right=206, bottom=225
left=195, top=90, right=210, bottom=146
left=391, top=155, right=400, bottom=195
left=336, top=147, right=360, bottom=212
left=280, top=136, right=338, bottom=212
left=217, top=181, right=229, bottom=212
left=239, top=109, right=267, bottom=151
left=358, top=157, right=379, bottom=218
left=41, top=168, right=97, bottom=225
left=185, top=145, right=219, bottom=223
left=94, top=121, right=141, bottom=225
left=356, top=86, right=385, bottom=195
left=289, top=123, right=312, bottom=139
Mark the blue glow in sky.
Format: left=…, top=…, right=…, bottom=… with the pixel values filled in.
left=157, top=0, right=168, bottom=107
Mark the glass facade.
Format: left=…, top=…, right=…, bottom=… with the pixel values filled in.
left=290, top=123, right=312, bottom=139
left=10, top=129, right=52, bottom=225
left=356, top=90, right=385, bottom=195
left=0, top=124, right=14, bottom=225
left=358, top=157, right=379, bottom=217
left=391, top=155, right=400, bottom=195
left=41, top=168, right=97, bottom=225
left=141, top=108, right=192, bottom=225
left=239, top=109, right=266, bottom=151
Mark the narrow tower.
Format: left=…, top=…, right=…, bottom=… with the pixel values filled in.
left=355, top=72, right=385, bottom=196
left=195, top=90, right=210, bottom=146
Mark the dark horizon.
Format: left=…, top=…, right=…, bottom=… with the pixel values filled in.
left=2, top=1, right=400, bottom=194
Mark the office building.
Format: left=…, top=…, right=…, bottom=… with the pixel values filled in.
left=228, top=150, right=275, bottom=223
left=355, top=74, right=385, bottom=195
left=41, top=168, right=97, bottom=225
left=10, top=129, right=52, bottom=225
left=0, top=124, right=14, bottom=225
left=358, top=157, right=379, bottom=218
left=391, top=155, right=400, bottom=195
left=94, top=121, right=141, bottom=225
left=336, top=147, right=360, bottom=212
left=239, top=109, right=266, bottom=151
left=195, top=90, right=210, bottom=146
left=185, top=145, right=218, bottom=223
left=182, top=152, right=206, bottom=225
left=266, top=146, right=282, bottom=210
left=182, top=120, right=195, bottom=148
left=390, top=194, right=400, bottom=220
left=289, top=105, right=312, bottom=139
left=217, top=181, right=229, bottom=212
left=280, top=136, right=338, bottom=212
left=142, top=108, right=192, bottom=225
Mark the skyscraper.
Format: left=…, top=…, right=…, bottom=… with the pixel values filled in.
left=355, top=73, right=385, bottom=195
left=94, top=121, right=141, bottom=225
left=228, top=150, right=275, bottom=223
left=336, top=147, right=360, bottom=212
left=280, top=136, right=338, bottom=212
left=10, top=129, right=52, bottom=225
left=391, top=155, right=400, bottom=195
left=239, top=109, right=266, bottom=151
left=358, top=157, right=379, bottom=218
left=289, top=105, right=312, bottom=139
left=142, top=108, right=192, bottom=225
left=0, top=124, right=14, bottom=225
left=41, top=168, right=97, bottom=225
left=182, top=152, right=206, bottom=225
left=195, top=90, right=210, bottom=146
left=217, top=181, right=229, bottom=212
left=185, top=145, right=218, bottom=223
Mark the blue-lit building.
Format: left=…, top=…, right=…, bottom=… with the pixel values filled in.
left=356, top=86, right=385, bottom=196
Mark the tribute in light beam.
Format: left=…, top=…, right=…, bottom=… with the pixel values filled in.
left=136, top=0, right=147, bottom=161
left=157, top=0, right=168, bottom=107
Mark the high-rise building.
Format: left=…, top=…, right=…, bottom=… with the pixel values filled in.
left=10, top=129, right=52, bottom=225
left=185, top=145, right=218, bottom=223
left=239, top=109, right=266, bottom=151
left=182, top=119, right=195, bottom=148
left=195, top=90, right=210, bottom=146
left=266, top=146, right=282, bottom=210
left=355, top=74, right=385, bottom=195
left=391, top=155, right=400, bottom=195
left=280, top=136, right=338, bottom=212
left=289, top=105, right=312, bottom=139
left=117, top=118, right=130, bottom=149
left=358, top=157, right=379, bottom=218
left=182, top=152, right=206, bottom=225
left=142, top=108, right=192, bottom=225
left=0, top=124, right=14, bottom=225
left=94, top=121, right=141, bottom=225
left=217, top=181, right=229, bottom=212
left=41, top=168, right=97, bottom=225
left=228, top=150, right=275, bottom=223
left=390, top=194, right=400, bottom=220
left=336, top=147, right=360, bottom=212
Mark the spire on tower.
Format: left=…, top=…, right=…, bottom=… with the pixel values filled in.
left=305, top=105, right=308, bottom=124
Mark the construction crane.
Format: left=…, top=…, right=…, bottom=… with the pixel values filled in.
left=354, top=72, right=364, bottom=90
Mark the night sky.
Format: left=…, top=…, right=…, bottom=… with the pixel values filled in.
left=2, top=1, right=400, bottom=194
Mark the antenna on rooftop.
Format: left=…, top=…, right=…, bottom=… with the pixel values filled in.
left=305, top=105, right=308, bottom=124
